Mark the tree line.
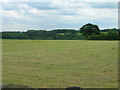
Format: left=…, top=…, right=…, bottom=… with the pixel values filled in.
left=1, top=23, right=119, bottom=40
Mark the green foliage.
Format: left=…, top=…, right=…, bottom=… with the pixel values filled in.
left=80, top=23, right=100, bottom=36
left=52, top=29, right=77, bottom=33
left=88, top=30, right=119, bottom=40
left=1, top=24, right=119, bottom=40
left=2, top=32, right=29, bottom=39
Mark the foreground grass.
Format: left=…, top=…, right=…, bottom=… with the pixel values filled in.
left=2, top=40, right=118, bottom=88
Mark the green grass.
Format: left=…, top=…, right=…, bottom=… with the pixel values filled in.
left=2, top=40, right=118, bottom=88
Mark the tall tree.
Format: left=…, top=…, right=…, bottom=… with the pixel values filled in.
left=80, top=23, right=100, bottom=36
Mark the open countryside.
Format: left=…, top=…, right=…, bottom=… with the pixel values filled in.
left=2, top=40, right=118, bottom=88
left=1, top=1, right=119, bottom=88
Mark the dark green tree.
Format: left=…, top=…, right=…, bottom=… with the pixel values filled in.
left=80, top=23, right=100, bottom=36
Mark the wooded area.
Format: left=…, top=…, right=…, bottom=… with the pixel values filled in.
left=1, top=23, right=119, bottom=40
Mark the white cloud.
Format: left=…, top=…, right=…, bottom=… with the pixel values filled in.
left=49, top=1, right=92, bottom=9
left=57, top=8, right=117, bottom=22
left=1, top=1, right=118, bottom=30
left=0, top=9, right=27, bottom=19
left=17, top=3, right=58, bottom=16
left=18, top=4, right=42, bottom=14
left=1, top=0, right=119, bottom=3
left=2, top=23, right=37, bottom=31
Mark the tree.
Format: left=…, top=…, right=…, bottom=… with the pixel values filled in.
left=80, top=23, right=100, bottom=36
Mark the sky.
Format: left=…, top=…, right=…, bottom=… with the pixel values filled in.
left=0, top=0, right=119, bottom=31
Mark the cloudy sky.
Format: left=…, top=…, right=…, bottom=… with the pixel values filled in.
left=0, top=0, right=118, bottom=31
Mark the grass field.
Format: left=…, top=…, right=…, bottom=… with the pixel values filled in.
left=2, top=40, right=118, bottom=88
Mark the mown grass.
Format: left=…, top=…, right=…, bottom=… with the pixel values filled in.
left=2, top=40, right=118, bottom=88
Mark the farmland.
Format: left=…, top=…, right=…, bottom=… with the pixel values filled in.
left=2, top=40, right=118, bottom=88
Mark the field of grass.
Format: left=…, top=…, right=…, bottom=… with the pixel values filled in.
left=2, top=40, right=118, bottom=88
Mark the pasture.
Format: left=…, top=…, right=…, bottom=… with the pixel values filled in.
left=2, top=40, right=118, bottom=88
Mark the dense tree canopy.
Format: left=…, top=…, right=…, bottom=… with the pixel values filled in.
left=1, top=24, right=119, bottom=40
left=80, top=23, right=100, bottom=36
